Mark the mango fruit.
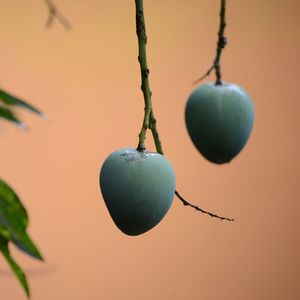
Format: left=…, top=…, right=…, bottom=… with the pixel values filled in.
left=99, top=148, right=176, bottom=235
left=185, top=82, right=254, bottom=163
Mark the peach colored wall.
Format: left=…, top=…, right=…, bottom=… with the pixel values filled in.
left=0, top=0, right=300, bottom=299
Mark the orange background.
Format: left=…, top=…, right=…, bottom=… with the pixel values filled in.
left=0, top=0, right=300, bottom=299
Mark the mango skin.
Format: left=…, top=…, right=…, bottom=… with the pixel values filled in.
left=185, top=82, right=254, bottom=164
left=99, top=148, right=176, bottom=236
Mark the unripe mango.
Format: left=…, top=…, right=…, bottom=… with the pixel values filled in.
left=99, top=148, right=176, bottom=236
left=185, top=82, right=254, bottom=164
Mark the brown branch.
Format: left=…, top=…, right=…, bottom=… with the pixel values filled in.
left=44, top=0, right=72, bottom=30
left=175, top=190, right=234, bottom=221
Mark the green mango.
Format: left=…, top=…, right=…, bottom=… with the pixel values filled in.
left=185, top=82, right=254, bottom=164
left=99, top=148, right=176, bottom=236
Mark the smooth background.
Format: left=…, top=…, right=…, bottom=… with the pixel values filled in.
left=0, top=1, right=299, bottom=299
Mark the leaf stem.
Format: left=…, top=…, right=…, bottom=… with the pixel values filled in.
left=134, top=0, right=233, bottom=221
left=194, top=0, right=227, bottom=85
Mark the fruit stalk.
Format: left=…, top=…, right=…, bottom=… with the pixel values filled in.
left=214, top=0, right=226, bottom=85
left=135, top=0, right=163, bottom=154
left=135, top=0, right=152, bottom=150
left=135, top=0, right=233, bottom=221
left=194, top=0, right=227, bottom=85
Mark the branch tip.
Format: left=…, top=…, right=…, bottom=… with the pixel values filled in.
left=175, top=190, right=234, bottom=221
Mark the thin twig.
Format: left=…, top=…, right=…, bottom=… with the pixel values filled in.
left=135, top=0, right=233, bottom=221
left=44, top=0, right=72, bottom=30
left=194, top=0, right=227, bottom=85
left=175, top=191, right=234, bottom=221
left=193, top=65, right=214, bottom=85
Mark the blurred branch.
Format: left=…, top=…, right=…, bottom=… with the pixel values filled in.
left=44, top=0, right=72, bottom=30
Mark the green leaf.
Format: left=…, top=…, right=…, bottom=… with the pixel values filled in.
left=0, top=234, right=30, bottom=298
left=0, top=179, right=28, bottom=231
left=0, top=106, right=26, bottom=128
left=0, top=225, right=10, bottom=239
left=0, top=89, right=44, bottom=117
left=0, top=179, right=43, bottom=260
left=12, top=231, right=43, bottom=260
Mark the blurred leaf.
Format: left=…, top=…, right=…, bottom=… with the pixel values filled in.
left=0, top=179, right=28, bottom=230
left=0, top=90, right=45, bottom=298
left=0, top=179, right=43, bottom=260
left=0, top=234, right=30, bottom=298
left=0, top=225, right=10, bottom=239
left=0, top=106, right=25, bottom=128
left=12, top=231, right=43, bottom=260
left=0, top=89, right=43, bottom=117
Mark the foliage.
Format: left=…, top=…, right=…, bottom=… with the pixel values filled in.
left=0, top=89, right=44, bottom=128
left=0, top=90, right=44, bottom=298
